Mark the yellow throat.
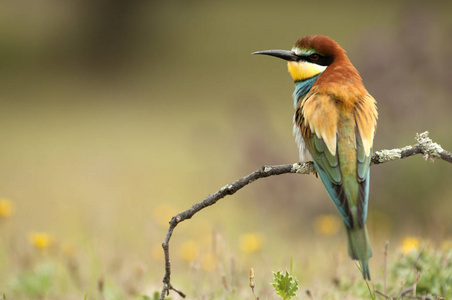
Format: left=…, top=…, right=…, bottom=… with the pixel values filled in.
left=287, top=61, right=327, bottom=82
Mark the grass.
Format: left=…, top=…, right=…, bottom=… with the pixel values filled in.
left=2, top=212, right=451, bottom=300
left=2, top=196, right=452, bottom=300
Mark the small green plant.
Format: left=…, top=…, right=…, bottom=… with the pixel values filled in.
left=9, top=261, right=54, bottom=299
left=390, top=246, right=452, bottom=298
left=272, top=271, right=298, bottom=300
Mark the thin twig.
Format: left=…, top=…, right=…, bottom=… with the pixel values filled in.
left=399, top=243, right=429, bottom=297
left=375, top=289, right=392, bottom=299
left=400, top=285, right=415, bottom=297
left=159, top=163, right=315, bottom=299
left=159, top=132, right=451, bottom=300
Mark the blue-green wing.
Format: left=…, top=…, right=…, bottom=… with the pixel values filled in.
left=295, top=101, right=351, bottom=227
left=356, top=126, right=371, bottom=226
left=295, top=98, right=373, bottom=229
left=303, top=132, right=354, bottom=227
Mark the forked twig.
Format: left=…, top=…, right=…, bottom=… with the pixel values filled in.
left=159, top=132, right=452, bottom=299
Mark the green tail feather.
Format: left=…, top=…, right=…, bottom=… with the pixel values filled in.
left=346, top=224, right=373, bottom=280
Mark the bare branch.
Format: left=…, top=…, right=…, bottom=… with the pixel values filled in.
left=371, top=132, right=452, bottom=164
left=159, top=132, right=451, bottom=300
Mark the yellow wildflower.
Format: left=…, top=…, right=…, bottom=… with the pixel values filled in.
left=239, top=233, right=263, bottom=253
left=401, top=237, right=420, bottom=254
left=0, top=198, right=14, bottom=218
left=314, top=214, right=341, bottom=236
left=29, top=232, right=52, bottom=249
left=179, top=240, right=198, bottom=262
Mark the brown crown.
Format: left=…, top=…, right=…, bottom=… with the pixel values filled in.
left=294, top=35, right=346, bottom=57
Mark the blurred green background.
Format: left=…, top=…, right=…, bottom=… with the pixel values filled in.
left=0, top=0, right=451, bottom=298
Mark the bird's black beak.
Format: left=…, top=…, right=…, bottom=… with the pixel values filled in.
left=252, top=50, right=299, bottom=61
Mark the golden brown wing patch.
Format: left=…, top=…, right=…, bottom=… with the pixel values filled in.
left=354, top=94, right=378, bottom=157
left=300, top=92, right=339, bottom=155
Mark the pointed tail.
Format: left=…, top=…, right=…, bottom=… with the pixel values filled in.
left=346, top=224, right=373, bottom=280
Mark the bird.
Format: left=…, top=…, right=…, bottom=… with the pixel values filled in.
left=252, top=35, right=378, bottom=280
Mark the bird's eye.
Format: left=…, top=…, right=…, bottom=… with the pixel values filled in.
left=309, top=54, right=320, bottom=61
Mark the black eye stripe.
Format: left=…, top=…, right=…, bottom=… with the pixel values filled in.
left=297, top=54, right=334, bottom=66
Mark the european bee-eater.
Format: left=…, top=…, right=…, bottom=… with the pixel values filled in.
left=253, top=35, right=377, bottom=280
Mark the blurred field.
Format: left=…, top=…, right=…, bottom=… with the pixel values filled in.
left=0, top=0, right=452, bottom=299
